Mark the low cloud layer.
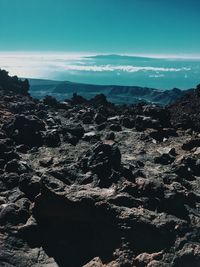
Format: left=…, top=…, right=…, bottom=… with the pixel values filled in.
left=63, top=64, right=190, bottom=73
left=0, top=52, right=192, bottom=80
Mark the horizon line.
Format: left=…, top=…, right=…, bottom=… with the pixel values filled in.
left=0, top=51, right=200, bottom=60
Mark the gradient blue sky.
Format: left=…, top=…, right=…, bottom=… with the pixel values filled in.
left=0, top=0, right=200, bottom=55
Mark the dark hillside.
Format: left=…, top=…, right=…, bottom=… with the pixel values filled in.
left=0, top=69, right=29, bottom=95
left=169, top=84, right=200, bottom=130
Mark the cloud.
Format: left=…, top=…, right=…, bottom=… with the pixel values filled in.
left=0, top=52, right=86, bottom=78
left=63, top=64, right=191, bottom=73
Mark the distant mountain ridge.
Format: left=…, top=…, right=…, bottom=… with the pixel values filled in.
left=86, top=54, right=163, bottom=61
left=29, top=78, right=191, bottom=105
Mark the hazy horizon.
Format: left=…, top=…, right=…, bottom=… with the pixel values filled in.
left=0, top=52, right=199, bottom=90
left=1, top=51, right=200, bottom=59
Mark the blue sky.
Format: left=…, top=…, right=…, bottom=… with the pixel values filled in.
left=0, top=0, right=200, bottom=55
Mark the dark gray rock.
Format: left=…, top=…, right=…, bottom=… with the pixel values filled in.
left=94, top=113, right=107, bottom=125
left=5, top=160, right=31, bottom=174
left=44, top=130, right=61, bottom=147
left=109, top=124, right=122, bottom=132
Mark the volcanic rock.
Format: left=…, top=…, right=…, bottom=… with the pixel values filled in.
left=0, top=71, right=200, bottom=266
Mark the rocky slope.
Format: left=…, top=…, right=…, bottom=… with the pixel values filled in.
left=0, top=72, right=200, bottom=266
left=29, top=78, right=189, bottom=105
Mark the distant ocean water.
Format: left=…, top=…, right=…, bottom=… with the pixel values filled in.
left=0, top=53, right=200, bottom=90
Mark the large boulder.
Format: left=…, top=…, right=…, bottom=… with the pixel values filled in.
left=79, top=141, right=121, bottom=186
left=5, top=159, right=31, bottom=174
left=135, top=115, right=160, bottom=131
left=182, top=138, right=200, bottom=151
left=63, top=123, right=85, bottom=139
left=121, top=117, right=135, bottom=129
left=3, top=115, right=45, bottom=147
left=94, top=113, right=107, bottom=125
left=44, top=129, right=61, bottom=147
left=143, top=105, right=171, bottom=127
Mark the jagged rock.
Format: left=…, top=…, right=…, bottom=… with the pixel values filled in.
left=3, top=115, right=45, bottom=147
left=161, top=189, right=189, bottom=219
left=157, top=147, right=176, bottom=156
left=31, top=178, right=185, bottom=266
left=154, top=147, right=176, bottom=165
left=37, top=109, right=48, bottom=119
left=0, top=235, right=59, bottom=266
left=105, top=132, right=115, bottom=141
left=0, top=148, right=20, bottom=162
left=0, top=203, right=30, bottom=226
left=174, top=155, right=200, bottom=178
left=0, top=69, right=29, bottom=94
left=173, top=164, right=194, bottom=181
left=134, top=178, right=164, bottom=200
left=71, top=93, right=88, bottom=105
left=5, top=159, right=31, bottom=174
left=143, top=105, right=171, bottom=127
left=9, top=100, right=36, bottom=114
left=107, top=116, right=120, bottom=123
left=18, top=216, right=41, bottom=247
left=82, top=115, right=93, bottom=124
left=154, top=154, right=175, bottom=165
left=94, top=113, right=107, bottom=125
left=44, top=129, right=61, bottom=147
left=0, top=139, right=12, bottom=154
left=19, top=173, right=41, bottom=200
left=96, top=123, right=107, bottom=131
left=4, top=150, right=20, bottom=161
left=109, top=124, right=122, bottom=132
left=194, top=147, right=200, bottom=155
left=39, top=157, right=54, bottom=167
left=182, top=138, right=200, bottom=150
left=81, top=110, right=94, bottom=124
left=83, top=131, right=100, bottom=142
left=83, top=257, right=119, bottom=267
left=90, top=94, right=108, bottom=106
left=63, top=123, right=85, bottom=139
left=134, top=251, right=164, bottom=267
left=149, top=128, right=178, bottom=142
left=16, top=144, right=30, bottom=153
left=31, top=181, right=121, bottom=266
left=1, top=172, right=20, bottom=189
left=135, top=115, right=160, bottom=131
left=121, top=117, right=135, bottom=129
left=82, top=257, right=104, bottom=267
left=79, top=141, right=121, bottom=185
left=172, top=243, right=200, bottom=267
left=43, top=95, right=59, bottom=107
left=170, top=84, right=200, bottom=131
left=63, top=132, right=80, bottom=145
left=46, top=117, right=56, bottom=126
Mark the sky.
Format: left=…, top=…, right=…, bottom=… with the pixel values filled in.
left=0, top=0, right=200, bottom=55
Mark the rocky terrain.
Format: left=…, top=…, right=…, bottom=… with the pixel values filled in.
left=0, top=70, right=200, bottom=267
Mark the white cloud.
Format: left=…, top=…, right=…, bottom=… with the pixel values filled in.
left=0, top=52, right=85, bottom=78
left=63, top=64, right=191, bottom=73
